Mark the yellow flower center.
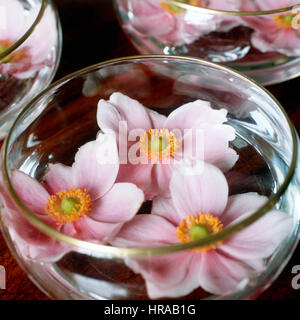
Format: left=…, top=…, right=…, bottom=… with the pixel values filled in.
left=273, top=13, right=297, bottom=29
left=159, top=0, right=201, bottom=15
left=45, top=187, right=92, bottom=225
left=0, top=40, right=29, bottom=64
left=139, top=128, right=179, bottom=163
left=177, top=212, right=223, bottom=252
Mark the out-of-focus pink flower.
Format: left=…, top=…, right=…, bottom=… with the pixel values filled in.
left=117, top=0, right=242, bottom=47
left=0, top=0, right=57, bottom=79
left=242, top=0, right=300, bottom=56
left=97, top=92, right=238, bottom=199
left=0, top=134, right=144, bottom=261
left=112, top=161, right=293, bottom=298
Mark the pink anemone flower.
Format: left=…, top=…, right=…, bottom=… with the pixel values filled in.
left=97, top=92, right=238, bottom=199
left=0, top=134, right=144, bottom=261
left=242, top=0, right=300, bottom=56
left=112, top=161, right=293, bottom=298
left=0, top=0, right=57, bottom=79
left=117, top=0, right=241, bottom=48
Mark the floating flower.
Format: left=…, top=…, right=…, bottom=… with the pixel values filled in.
left=0, top=134, right=144, bottom=261
left=0, top=0, right=57, bottom=79
left=112, top=161, right=293, bottom=298
left=241, top=0, right=300, bottom=56
left=97, top=92, right=238, bottom=199
left=117, top=0, right=241, bottom=48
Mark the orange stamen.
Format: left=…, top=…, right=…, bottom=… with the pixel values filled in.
left=177, top=212, right=223, bottom=252
left=0, top=40, right=29, bottom=63
left=139, top=128, right=179, bottom=163
left=273, top=13, right=297, bottom=29
left=45, top=187, right=92, bottom=225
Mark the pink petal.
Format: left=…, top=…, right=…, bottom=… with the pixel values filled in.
left=197, top=249, right=258, bottom=295
left=147, top=108, right=167, bottom=128
left=116, top=162, right=154, bottom=200
left=221, top=209, right=293, bottom=260
left=153, top=163, right=174, bottom=198
left=5, top=207, right=56, bottom=246
left=170, top=161, right=228, bottom=219
left=109, top=92, right=152, bottom=131
left=209, top=147, right=239, bottom=172
left=151, top=196, right=181, bottom=226
left=165, top=99, right=228, bottom=132
left=127, top=251, right=194, bottom=298
left=72, top=134, right=119, bottom=200
left=73, top=216, right=123, bottom=243
left=90, top=183, right=144, bottom=223
left=145, top=253, right=201, bottom=299
left=43, top=163, right=73, bottom=194
left=221, top=193, right=268, bottom=226
left=9, top=227, right=70, bottom=263
left=97, top=99, right=122, bottom=135
left=10, top=170, right=49, bottom=214
left=112, top=215, right=178, bottom=247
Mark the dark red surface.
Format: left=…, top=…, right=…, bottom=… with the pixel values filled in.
left=0, top=0, right=299, bottom=300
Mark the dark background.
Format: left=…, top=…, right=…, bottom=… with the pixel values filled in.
left=0, top=0, right=299, bottom=300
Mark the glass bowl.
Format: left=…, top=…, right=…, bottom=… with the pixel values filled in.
left=113, top=0, right=300, bottom=85
left=0, top=0, right=62, bottom=139
left=0, top=55, right=299, bottom=300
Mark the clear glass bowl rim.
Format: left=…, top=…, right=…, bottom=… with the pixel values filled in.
left=0, top=0, right=48, bottom=61
left=166, top=0, right=299, bottom=16
left=1, top=54, right=298, bottom=259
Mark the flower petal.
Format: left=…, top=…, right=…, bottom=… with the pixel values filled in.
left=151, top=195, right=181, bottom=226
left=145, top=253, right=201, bottom=299
left=10, top=169, right=49, bottom=214
left=165, top=99, right=228, bottom=132
left=170, top=161, right=228, bottom=219
left=97, top=99, right=122, bottom=135
left=221, top=193, right=268, bottom=226
left=116, top=162, right=154, bottom=200
left=112, top=214, right=178, bottom=247
left=90, top=183, right=144, bottom=223
left=147, top=108, right=167, bottom=128
left=73, top=216, right=123, bottom=243
left=221, top=209, right=293, bottom=260
left=72, top=134, right=119, bottom=200
left=197, top=249, right=258, bottom=295
left=109, top=92, right=152, bottom=131
left=43, top=163, right=73, bottom=194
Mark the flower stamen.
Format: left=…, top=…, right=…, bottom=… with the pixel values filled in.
left=45, top=187, right=92, bottom=225
left=0, top=40, right=29, bottom=64
left=159, top=0, right=201, bottom=15
left=139, top=128, right=179, bottom=163
left=273, top=13, right=297, bottom=29
left=177, top=212, right=223, bottom=252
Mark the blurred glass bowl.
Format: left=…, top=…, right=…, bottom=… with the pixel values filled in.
left=114, top=0, right=300, bottom=85
left=0, top=55, right=299, bottom=300
left=0, top=0, right=62, bottom=139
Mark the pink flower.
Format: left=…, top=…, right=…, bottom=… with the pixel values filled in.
left=242, top=0, right=300, bottom=56
left=117, top=0, right=240, bottom=47
left=112, top=162, right=293, bottom=298
left=97, top=92, right=238, bottom=199
left=0, top=134, right=144, bottom=261
left=0, top=0, right=57, bottom=79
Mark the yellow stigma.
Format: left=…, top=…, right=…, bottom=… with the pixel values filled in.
left=139, top=128, right=179, bottom=163
left=159, top=0, right=201, bottom=14
left=45, top=187, right=92, bottom=225
left=177, top=212, right=223, bottom=253
left=0, top=40, right=29, bottom=64
left=273, top=13, right=297, bottom=29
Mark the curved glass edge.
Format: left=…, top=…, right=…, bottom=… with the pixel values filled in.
left=168, top=0, right=299, bottom=16
left=1, top=55, right=298, bottom=259
left=0, top=0, right=48, bottom=62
